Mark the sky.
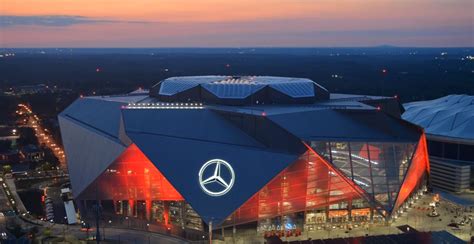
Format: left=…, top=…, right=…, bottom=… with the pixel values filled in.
left=1, top=0, right=473, bottom=47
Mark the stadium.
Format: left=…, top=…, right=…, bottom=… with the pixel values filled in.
left=59, top=76, right=430, bottom=234
left=403, top=95, right=474, bottom=193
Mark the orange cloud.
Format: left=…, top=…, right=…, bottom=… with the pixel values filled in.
left=1, top=0, right=472, bottom=47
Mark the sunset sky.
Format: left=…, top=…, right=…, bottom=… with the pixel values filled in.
left=1, top=0, right=473, bottom=47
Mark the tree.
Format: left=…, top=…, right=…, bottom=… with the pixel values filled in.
left=42, top=147, right=59, bottom=167
left=2, top=164, right=12, bottom=174
left=40, top=162, right=53, bottom=171
left=17, top=127, right=38, bottom=146
left=43, top=227, right=52, bottom=237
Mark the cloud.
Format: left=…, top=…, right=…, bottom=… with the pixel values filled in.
left=0, top=15, right=148, bottom=27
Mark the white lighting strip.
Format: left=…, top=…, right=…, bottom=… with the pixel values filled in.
left=331, top=150, right=379, bottom=165
left=125, top=102, right=205, bottom=109
left=354, top=179, right=370, bottom=187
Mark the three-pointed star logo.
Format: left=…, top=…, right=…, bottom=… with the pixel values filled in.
left=198, top=159, right=235, bottom=197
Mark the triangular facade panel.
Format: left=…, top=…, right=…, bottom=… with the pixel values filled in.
left=226, top=149, right=367, bottom=226
left=59, top=116, right=126, bottom=198
left=394, top=134, right=430, bottom=211
left=78, top=144, right=183, bottom=201
left=126, top=132, right=298, bottom=225
left=59, top=98, right=126, bottom=139
left=308, top=140, right=416, bottom=212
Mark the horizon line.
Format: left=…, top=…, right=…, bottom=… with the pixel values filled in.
left=1, top=46, right=473, bottom=49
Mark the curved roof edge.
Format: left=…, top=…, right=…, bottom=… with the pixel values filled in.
left=402, top=94, right=474, bottom=141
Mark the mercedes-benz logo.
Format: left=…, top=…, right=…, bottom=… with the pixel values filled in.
left=198, top=159, right=235, bottom=197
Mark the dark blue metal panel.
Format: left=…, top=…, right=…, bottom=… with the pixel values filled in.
left=59, top=98, right=125, bottom=139
left=121, top=107, right=300, bottom=225
left=269, top=109, right=420, bottom=142
left=213, top=110, right=306, bottom=155
left=126, top=132, right=298, bottom=225
left=122, top=108, right=265, bottom=148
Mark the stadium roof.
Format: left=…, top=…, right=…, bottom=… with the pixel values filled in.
left=403, top=94, right=474, bottom=141
left=150, top=75, right=330, bottom=105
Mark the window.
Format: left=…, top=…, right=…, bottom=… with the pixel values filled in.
left=443, top=142, right=459, bottom=160
left=427, top=140, right=443, bottom=157
left=459, top=144, right=474, bottom=161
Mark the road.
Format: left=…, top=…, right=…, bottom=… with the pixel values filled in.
left=49, top=224, right=189, bottom=244
left=17, top=103, right=66, bottom=168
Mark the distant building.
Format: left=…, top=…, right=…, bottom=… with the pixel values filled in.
left=0, top=126, right=19, bottom=142
left=403, top=95, right=474, bottom=193
left=0, top=149, right=20, bottom=165
left=20, top=144, right=44, bottom=162
left=11, top=163, right=30, bottom=175
left=8, top=84, right=50, bottom=96
left=59, top=76, right=429, bottom=232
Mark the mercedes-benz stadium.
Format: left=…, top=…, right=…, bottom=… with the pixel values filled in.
left=58, top=76, right=430, bottom=234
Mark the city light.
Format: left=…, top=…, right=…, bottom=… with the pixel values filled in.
left=16, top=104, right=66, bottom=166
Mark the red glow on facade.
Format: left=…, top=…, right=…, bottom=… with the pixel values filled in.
left=163, top=202, right=170, bottom=225
left=129, top=199, right=135, bottom=216
left=358, top=144, right=381, bottom=161
left=228, top=148, right=364, bottom=225
left=394, top=134, right=429, bottom=210
left=80, top=144, right=183, bottom=201
left=421, top=133, right=430, bottom=174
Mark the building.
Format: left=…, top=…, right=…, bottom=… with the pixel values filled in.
left=59, top=76, right=430, bottom=233
left=0, top=126, right=19, bottom=142
left=0, top=150, right=20, bottom=165
left=403, top=94, right=474, bottom=193
left=20, top=144, right=44, bottom=162
left=8, top=84, right=50, bottom=96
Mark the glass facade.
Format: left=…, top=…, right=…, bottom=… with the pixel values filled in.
left=224, top=149, right=369, bottom=227
left=77, top=137, right=429, bottom=231
left=78, top=144, right=203, bottom=231
left=309, top=141, right=416, bottom=211
left=79, top=144, right=183, bottom=201
left=394, top=135, right=430, bottom=210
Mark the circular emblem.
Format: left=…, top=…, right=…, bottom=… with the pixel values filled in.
left=198, top=159, right=235, bottom=197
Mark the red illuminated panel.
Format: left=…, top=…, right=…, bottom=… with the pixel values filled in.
left=422, top=134, right=430, bottom=174
left=79, top=144, right=183, bottom=201
left=229, top=148, right=365, bottom=225
left=358, top=144, right=381, bottom=161
left=394, top=134, right=429, bottom=210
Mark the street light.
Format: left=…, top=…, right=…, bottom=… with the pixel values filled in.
left=125, top=216, right=130, bottom=228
